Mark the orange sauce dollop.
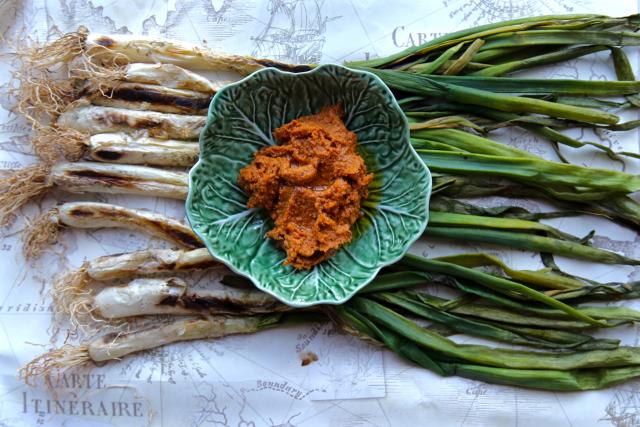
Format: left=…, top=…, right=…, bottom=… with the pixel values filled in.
left=238, top=105, right=373, bottom=269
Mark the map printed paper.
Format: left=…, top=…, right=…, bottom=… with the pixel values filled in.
left=0, top=0, right=639, bottom=426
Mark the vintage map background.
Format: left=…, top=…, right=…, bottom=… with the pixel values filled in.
left=0, top=0, right=639, bottom=426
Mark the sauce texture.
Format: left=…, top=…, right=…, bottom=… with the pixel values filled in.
left=238, top=105, right=373, bottom=269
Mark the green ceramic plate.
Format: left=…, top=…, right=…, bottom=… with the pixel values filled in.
left=186, top=64, right=431, bottom=307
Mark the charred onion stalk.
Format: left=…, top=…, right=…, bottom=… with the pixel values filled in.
left=21, top=314, right=284, bottom=385
left=0, top=162, right=188, bottom=225
left=57, top=101, right=205, bottom=139
left=34, top=130, right=199, bottom=165
left=83, top=82, right=213, bottom=115
left=332, top=301, right=640, bottom=391
left=23, top=202, right=202, bottom=259
left=68, top=276, right=291, bottom=333
left=92, top=277, right=290, bottom=319
left=10, top=23, right=302, bottom=125
left=53, top=247, right=216, bottom=325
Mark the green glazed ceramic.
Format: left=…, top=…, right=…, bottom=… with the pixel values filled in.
left=186, top=64, right=431, bottom=307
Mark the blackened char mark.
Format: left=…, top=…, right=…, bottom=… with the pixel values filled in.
left=68, top=205, right=124, bottom=219
left=111, top=85, right=212, bottom=111
left=254, top=59, right=313, bottom=73
left=67, top=206, right=97, bottom=218
left=67, top=169, right=134, bottom=187
left=157, top=293, right=272, bottom=313
left=144, top=216, right=202, bottom=249
left=94, top=149, right=124, bottom=161
left=99, top=111, right=163, bottom=129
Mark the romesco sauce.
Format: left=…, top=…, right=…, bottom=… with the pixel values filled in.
left=238, top=105, right=373, bottom=269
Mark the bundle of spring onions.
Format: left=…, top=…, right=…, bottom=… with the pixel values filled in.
left=6, top=14, right=640, bottom=391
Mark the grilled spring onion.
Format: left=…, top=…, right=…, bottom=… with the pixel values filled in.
left=18, top=33, right=640, bottom=232
left=23, top=201, right=202, bottom=259
left=83, top=82, right=213, bottom=115
left=335, top=304, right=640, bottom=391
left=29, top=254, right=640, bottom=389
left=68, top=276, right=291, bottom=333
left=57, top=101, right=205, bottom=139
left=20, top=314, right=284, bottom=385
left=348, top=14, right=640, bottom=70
left=53, top=247, right=216, bottom=321
left=32, top=128, right=199, bottom=165
left=348, top=297, right=634, bottom=370
left=85, top=133, right=199, bottom=166
left=62, top=132, right=200, bottom=166
left=55, top=246, right=631, bottom=330
left=406, top=291, right=640, bottom=329
left=92, top=277, right=290, bottom=319
left=372, top=291, right=618, bottom=350
left=0, top=162, right=188, bottom=226
left=432, top=174, right=640, bottom=231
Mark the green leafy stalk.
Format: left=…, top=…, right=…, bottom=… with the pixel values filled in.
left=348, top=15, right=609, bottom=68
left=411, top=138, right=468, bottom=153
left=470, top=45, right=609, bottom=77
left=554, top=95, right=630, bottom=108
left=609, top=47, right=640, bottom=107
left=367, top=68, right=619, bottom=124
left=412, top=292, right=638, bottom=328
left=425, top=226, right=639, bottom=265
left=429, top=196, right=603, bottom=222
left=360, top=271, right=428, bottom=294
left=434, top=252, right=587, bottom=290
left=443, top=39, right=486, bottom=75
left=410, top=117, right=485, bottom=132
left=406, top=42, right=464, bottom=74
left=428, top=211, right=586, bottom=243
left=398, top=255, right=607, bottom=326
left=374, top=292, right=615, bottom=349
left=416, top=150, right=640, bottom=194
left=424, top=74, right=640, bottom=96
left=336, top=306, right=640, bottom=391
left=411, top=128, right=538, bottom=158
left=602, top=196, right=640, bottom=227
left=480, top=30, right=640, bottom=51
left=430, top=176, right=638, bottom=230
left=350, top=297, right=640, bottom=370
left=404, top=102, right=638, bottom=160
left=546, top=281, right=640, bottom=301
